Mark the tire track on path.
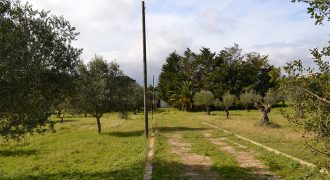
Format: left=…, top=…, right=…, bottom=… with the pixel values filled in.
left=168, top=132, right=218, bottom=179
left=203, top=132, right=281, bottom=180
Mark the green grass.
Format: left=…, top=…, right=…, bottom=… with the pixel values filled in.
left=182, top=131, right=255, bottom=179
left=151, top=130, right=185, bottom=179
left=0, top=113, right=147, bottom=179
left=153, top=110, right=263, bottom=179
left=202, top=108, right=328, bottom=166
left=152, top=109, right=329, bottom=179
left=1, top=108, right=329, bottom=179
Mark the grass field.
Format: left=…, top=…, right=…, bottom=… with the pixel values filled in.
left=201, top=108, right=325, bottom=165
left=0, top=113, right=147, bottom=179
left=152, top=109, right=329, bottom=179
left=0, top=109, right=329, bottom=179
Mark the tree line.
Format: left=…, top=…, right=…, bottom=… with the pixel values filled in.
left=0, top=1, right=144, bottom=141
left=157, top=45, right=282, bottom=123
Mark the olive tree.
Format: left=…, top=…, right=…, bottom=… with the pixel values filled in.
left=222, top=92, right=235, bottom=119
left=239, top=90, right=255, bottom=111
left=283, top=60, right=330, bottom=156
left=77, top=56, right=112, bottom=133
left=288, top=0, right=330, bottom=158
left=194, top=90, right=214, bottom=115
left=256, top=90, right=278, bottom=125
left=76, top=56, right=136, bottom=133
left=0, top=1, right=81, bottom=141
left=54, top=98, right=72, bottom=123
left=132, top=83, right=144, bottom=115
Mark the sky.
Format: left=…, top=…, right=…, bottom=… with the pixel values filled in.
left=23, top=0, right=329, bottom=85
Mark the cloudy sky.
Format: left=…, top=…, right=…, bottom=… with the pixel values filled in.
left=23, top=0, right=329, bottom=84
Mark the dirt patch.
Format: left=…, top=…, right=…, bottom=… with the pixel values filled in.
left=203, top=133, right=281, bottom=179
left=168, top=133, right=218, bottom=179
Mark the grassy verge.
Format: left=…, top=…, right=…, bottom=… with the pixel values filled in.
left=0, top=113, right=147, bottom=179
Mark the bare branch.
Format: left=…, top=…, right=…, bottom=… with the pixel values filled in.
left=303, top=88, right=330, bottom=104
left=304, top=136, right=330, bottom=157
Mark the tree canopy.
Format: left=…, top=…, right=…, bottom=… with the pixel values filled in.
left=283, top=0, right=330, bottom=158
left=0, top=0, right=82, bottom=141
left=157, top=45, right=280, bottom=110
left=292, top=0, right=330, bottom=25
left=194, top=90, right=214, bottom=115
left=74, top=56, right=137, bottom=133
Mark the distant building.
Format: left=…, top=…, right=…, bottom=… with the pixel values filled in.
left=160, top=100, right=168, bottom=108
left=301, top=72, right=320, bottom=78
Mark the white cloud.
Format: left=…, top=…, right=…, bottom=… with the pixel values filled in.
left=22, top=0, right=329, bottom=84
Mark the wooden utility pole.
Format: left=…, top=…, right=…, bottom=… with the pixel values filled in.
left=142, top=0, right=148, bottom=138
left=152, top=75, right=154, bottom=120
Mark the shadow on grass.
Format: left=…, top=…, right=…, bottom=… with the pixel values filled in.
left=212, top=112, right=243, bottom=117
left=104, top=130, right=144, bottom=137
left=157, top=127, right=207, bottom=133
left=153, top=159, right=279, bottom=179
left=103, top=127, right=207, bottom=137
left=53, top=119, right=80, bottom=124
left=0, top=149, right=37, bottom=157
left=254, top=122, right=282, bottom=129
left=4, top=161, right=145, bottom=180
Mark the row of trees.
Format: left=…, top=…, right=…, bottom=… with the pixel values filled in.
left=193, top=89, right=280, bottom=125
left=157, top=45, right=284, bottom=126
left=0, top=1, right=145, bottom=141
left=158, top=45, right=281, bottom=111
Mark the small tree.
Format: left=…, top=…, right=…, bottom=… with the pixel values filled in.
left=77, top=55, right=111, bottom=133
left=75, top=56, right=135, bottom=133
left=194, top=90, right=214, bottom=115
left=253, top=90, right=276, bottom=125
left=222, top=92, right=235, bottom=119
left=54, top=98, right=72, bottom=123
left=174, top=81, right=196, bottom=111
left=132, top=83, right=144, bottom=115
left=239, top=90, right=254, bottom=111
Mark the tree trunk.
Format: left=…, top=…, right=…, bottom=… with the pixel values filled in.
left=206, top=106, right=210, bottom=115
left=260, top=108, right=271, bottom=125
left=134, top=108, right=137, bottom=115
left=57, top=111, right=63, bottom=123
left=96, top=116, right=101, bottom=133
left=225, top=107, right=229, bottom=119
left=297, top=105, right=305, bottom=118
